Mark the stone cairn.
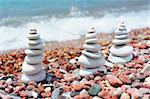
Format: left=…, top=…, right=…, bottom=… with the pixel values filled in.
left=78, top=27, right=106, bottom=76
left=21, top=29, right=46, bottom=83
left=108, top=22, right=133, bottom=64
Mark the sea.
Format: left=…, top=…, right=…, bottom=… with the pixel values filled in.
left=0, top=0, right=150, bottom=51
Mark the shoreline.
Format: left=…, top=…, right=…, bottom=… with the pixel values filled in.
left=1, top=27, right=149, bottom=55
left=0, top=27, right=150, bottom=98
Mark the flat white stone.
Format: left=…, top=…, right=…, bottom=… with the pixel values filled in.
left=27, top=33, right=40, bottom=39
left=105, top=61, right=114, bottom=68
left=110, top=44, right=133, bottom=56
left=79, top=66, right=107, bottom=76
left=118, top=26, right=127, bottom=31
left=145, top=77, right=150, bottom=83
left=112, top=38, right=130, bottom=45
left=115, top=29, right=128, bottom=35
left=22, top=62, right=42, bottom=75
left=88, top=27, right=96, bottom=33
left=78, top=54, right=105, bottom=68
left=25, top=55, right=43, bottom=64
left=28, top=39, right=41, bottom=45
left=115, top=34, right=129, bottom=39
left=30, top=29, right=37, bottom=34
left=21, top=70, right=46, bottom=83
left=84, top=38, right=98, bottom=44
left=83, top=43, right=100, bottom=52
left=28, top=43, right=43, bottom=49
left=140, top=63, right=150, bottom=74
left=25, top=49, right=43, bottom=56
left=108, top=53, right=133, bottom=64
left=85, top=33, right=97, bottom=39
left=82, top=50, right=102, bottom=58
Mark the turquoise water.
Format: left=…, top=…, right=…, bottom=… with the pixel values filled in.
left=0, top=0, right=149, bottom=51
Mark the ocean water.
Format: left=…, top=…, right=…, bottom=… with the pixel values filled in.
left=0, top=0, right=150, bottom=51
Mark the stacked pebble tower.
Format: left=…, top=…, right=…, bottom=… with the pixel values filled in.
left=78, top=27, right=106, bottom=76
left=108, top=22, right=133, bottom=64
left=21, top=29, right=46, bottom=83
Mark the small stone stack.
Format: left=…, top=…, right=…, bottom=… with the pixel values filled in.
left=21, top=29, right=46, bottom=83
left=78, top=27, right=106, bottom=76
left=108, top=22, right=133, bottom=64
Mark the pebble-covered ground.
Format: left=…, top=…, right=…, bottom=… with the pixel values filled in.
left=0, top=28, right=150, bottom=99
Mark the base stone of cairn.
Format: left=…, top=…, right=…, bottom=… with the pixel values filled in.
left=21, top=29, right=46, bottom=83
left=78, top=27, right=106, bottom=76
left=108, top=22, right=133, bottom=64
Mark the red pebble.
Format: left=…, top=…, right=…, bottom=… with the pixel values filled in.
left=119, top=73, right=131, bottom=84
left=125, top=62, right=135, bottom=68
left=105, top=74, right=123, bottom=87
left=64, top=73, right=75, bottom=82
left=72, top=84, right=82, bottom=91
left=55, top=71, right=63, bottom=79
left=19, top=91, right=27, bottom=97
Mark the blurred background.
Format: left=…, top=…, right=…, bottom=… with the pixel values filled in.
left=0, top=0, right=149, bottom=51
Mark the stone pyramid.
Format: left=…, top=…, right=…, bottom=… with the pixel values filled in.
left=78, top=27, right=106, bottom=76
left=108, top=22, right=133, bottom=64
left=21, top=29, right=46, bottom=83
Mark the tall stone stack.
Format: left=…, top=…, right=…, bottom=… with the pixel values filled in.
left=78, top=27, right=106, bottom=76
left=108, top=22, right=133, bottom=64
left=21, top=29, right=46, bottom=83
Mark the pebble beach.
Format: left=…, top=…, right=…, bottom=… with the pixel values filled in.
left=0, top=27, right=150, bottom=99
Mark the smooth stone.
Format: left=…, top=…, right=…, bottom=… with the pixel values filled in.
left=45, top=87, right=51, bottom=92
left=112, top=38, right=130, bottom=45
left=28, top=43, right=43, bottom=49
left=51, top=87, right=61, bottom=99
left=115, top=29, right=128, bottom=35
left=120, top=92, right=130, bottom=99
left=6, top=78, right=13, bottom=85
left=25, top=55, right=43, bottom=64
left=73, top=69, right=80, bottom=78
left=22, top=62, right=42, bottom=75
left=140, top=63, right=150, bottom=74
left=82, top=50, right=102, bottom=58
left=118, top=26, right=126, bottom=31
left=69, top=59, right=77, bottom=64
left=84, top=38, right=98, bottom=44
left=92, top=96, right=102, bottom=99
left=88, top=27, right=96, bottom=33
left=27, top=33, right=40, bottom=39
left=113, top=87, right=122, bottom=96
left=28, top=39, right=41, bottom=45
left=62, top=92, right=73, bottom=99
left=115, top=34, right=129, bottom=39
left=110, top=44, right=133, bottom=56
left=25, top=49, right=43, bottom=56
left=106, top=74, right=123, bottom=87
left=105, top=61, right=114, bottom=68
left=88, top=84, right=101, bottom=96
left=70, top=91, right=80, bottom=97
left=31, top=91, right=38, bottom=98
left=30, top=29, right=37, bottom=34
left=83, top=43, right=100, bottom=52
left=21, top=70, right=46, bottom=83
left=78, top=54, right=105, bottom=68
left=108, top=53, right=133, bottom=64
left=25, top=90, right=32, bottom=97
left=85, top=33, right=97, bottom=39
left=79, top=66, right=107, bottom=77
left=145, top=77, right=150, bottom=83
left=46, top=74, right=53, bottom=82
